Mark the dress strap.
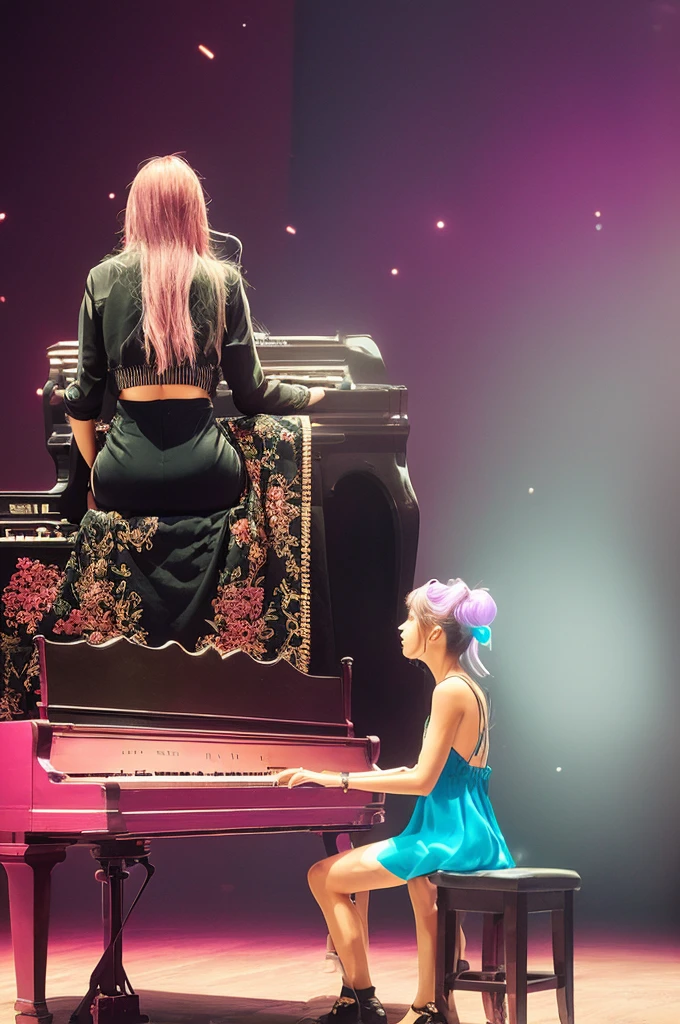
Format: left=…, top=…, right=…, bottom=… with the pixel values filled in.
left=461, top=677, right=488, bottom=764
left=428, top=677, right=490, bottom=763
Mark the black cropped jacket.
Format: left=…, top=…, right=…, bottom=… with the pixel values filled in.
left=63, top=256, right=310, bottom=421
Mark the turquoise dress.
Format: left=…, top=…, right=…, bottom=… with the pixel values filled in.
left=376, top=683, right=514, bottom=881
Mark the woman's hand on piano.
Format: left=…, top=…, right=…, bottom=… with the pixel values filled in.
left=276, top=767, right=337, bottom=788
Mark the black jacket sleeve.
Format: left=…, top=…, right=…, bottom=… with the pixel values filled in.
left=63, top=273, right=108, bottom=421
left=220, top=279, right=310, bottom=416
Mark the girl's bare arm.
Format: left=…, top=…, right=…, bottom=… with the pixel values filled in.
left=279, top=678, right=467, bottom=797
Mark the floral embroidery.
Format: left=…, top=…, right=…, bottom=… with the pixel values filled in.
left=199, top=414, right=311, bottom=669
left=53, top=576, right=147, bottom=645
left=230, top=518, right=253, bottom=547
left=50, top=511, right=156, bottom=646
left=2, top=558, right=64, bottom=635
left=0, top=687, right=22, bottom=721
left=0, top=414, right=311, bottom=718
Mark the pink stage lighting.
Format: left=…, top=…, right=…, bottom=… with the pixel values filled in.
left=285, top=226, right=297, bottom=235
left=198, top=44, right=215, bottom=59
left=108, top=193, right=116, bottom=200
left=391, top=268, right=399, bottom=276
left=436, top=220, right=445, bottom=229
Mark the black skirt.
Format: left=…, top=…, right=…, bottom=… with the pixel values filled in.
left=92, top=398, right=245, bottom=515
left=0, top=413, right=313, bottom=718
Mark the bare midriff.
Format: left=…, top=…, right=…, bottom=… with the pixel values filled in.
left=118, top=384, right=212, bottom=401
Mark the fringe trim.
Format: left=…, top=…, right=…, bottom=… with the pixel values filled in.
left=298, top=414, right=312, bottom=674
left=114, top=364, right=218, bottom=394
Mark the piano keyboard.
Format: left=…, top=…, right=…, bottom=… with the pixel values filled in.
left=57, top=772, right=283, bottom=787
left=0, top=718, right=383, bottom=838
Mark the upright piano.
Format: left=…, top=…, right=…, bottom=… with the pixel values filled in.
left=0, top=636, right=385, bottom=1024
left=0, top=332, right=423, bottom=1023
left=0, top=333, right=421, bottom=761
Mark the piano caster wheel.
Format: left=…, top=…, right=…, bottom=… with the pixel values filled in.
left=90, top=994, right=149, bottom=1024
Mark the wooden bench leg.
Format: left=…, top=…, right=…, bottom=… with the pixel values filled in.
left=435, top=894, right=460, bottom=1024
left=503, top=893, right=528, bottom=1024
left=552, top=891, right=575, bottom=1024
left=482, top=913, right=506, bottom=1024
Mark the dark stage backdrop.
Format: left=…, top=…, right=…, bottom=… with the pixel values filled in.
left=284, top=0, right=680, bottom=929
left=0, top=0, right=334, bottom=934
left=0, top=0, right=296, bottom=488
left=1, top=0, right=679, bottom=938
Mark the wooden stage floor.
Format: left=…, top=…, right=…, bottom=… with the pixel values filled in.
left=0, top=924, right=678, bottom=1024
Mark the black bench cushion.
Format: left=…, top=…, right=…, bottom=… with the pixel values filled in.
left=428, top=867, right=581, bottom=892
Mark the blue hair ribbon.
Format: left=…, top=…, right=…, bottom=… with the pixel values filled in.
left=470, top=625, right=492, bottom=647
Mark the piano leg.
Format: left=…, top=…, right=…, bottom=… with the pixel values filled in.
left=71, top=843, right=153, bottom=1024
left=0, top=842, right=68, bottom=1024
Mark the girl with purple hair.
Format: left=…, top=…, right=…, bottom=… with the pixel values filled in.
left=278, top=578, right=514, bottom=1024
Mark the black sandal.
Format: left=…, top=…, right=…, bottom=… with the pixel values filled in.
left=360, top=995, right=387, bottom=1022
left=411, top=1003, right=448, bottom=1024
left=298, top=990, right=386, bottom=1024
left=297, top=996, right=360, bottom=1024
left=322, top=996, right=360, bottom=1023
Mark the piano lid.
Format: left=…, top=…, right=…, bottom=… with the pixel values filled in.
left=35, top=636, right=354, bottom=735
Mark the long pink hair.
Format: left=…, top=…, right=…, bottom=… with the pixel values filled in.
left=123, top=155, right=230, bottom=373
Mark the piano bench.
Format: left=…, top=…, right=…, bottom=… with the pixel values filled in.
left=428, top=867, right=581, bottom=1024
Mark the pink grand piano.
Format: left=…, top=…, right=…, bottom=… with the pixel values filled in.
left=0, top=636, right=385, bottom=1024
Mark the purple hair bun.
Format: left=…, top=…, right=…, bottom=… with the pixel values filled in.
left=416, top=577, right=497, bottom=677
left=424, top=578, right=497, bottom=628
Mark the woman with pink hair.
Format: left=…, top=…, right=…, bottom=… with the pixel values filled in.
left=278, top=578, right=514, bottom=1024
left=0, top=156, right=323, bottom=709
left=64, top=154, right=323, bottom=513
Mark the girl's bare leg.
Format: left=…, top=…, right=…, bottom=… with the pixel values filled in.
left=332, top=891, right=370, bottom=988
left=408, top=875, right=438, bottom=1007
left=307, top=841, right=404, bottom=992
left=393, top=877, right=466, bottom=1024
left=355, top=890, right=370, bottom=951
left=326, top=891, right=370, bottom=986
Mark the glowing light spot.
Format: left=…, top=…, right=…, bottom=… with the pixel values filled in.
left=285, top=225, right=297, bottom=235
left=528, top=487, right=534, bottom=494
left=556, top=766, right=562, bottom=772
left=36, top=388, right=43, bottom=396
left=0, top=213, right=6, bottom=221
left=198, top=44, right=215, bottom=59
left=594, top=211, right=601, bottom=217
left=436, top=220, right=445, bottom=229
left=390, top=268, right=399, bottom=276
left=242, top=23, right=247, bottom=27
left=0, top=296, right=5, bottom=303
left=108, top=193, right=116, bottom=200
left=595, top=223, right=603, bottom=231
